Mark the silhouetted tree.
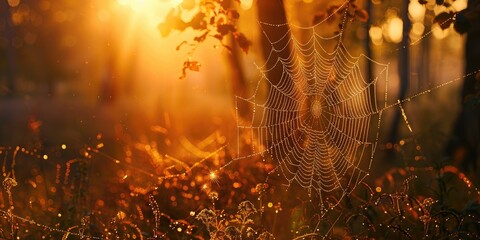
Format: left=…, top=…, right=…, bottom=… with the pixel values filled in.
left=447, top=0, right=480, bottom=174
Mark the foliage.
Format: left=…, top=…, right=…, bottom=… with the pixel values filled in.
left=425, top=0, right=480, bottom=32
left=158, top=0, right=250, bottom=78
left=0, top=125, right=479, bottom=239
left=313, top=0, right=369, bottom=28
left=195, top=197, right=273, bottom=239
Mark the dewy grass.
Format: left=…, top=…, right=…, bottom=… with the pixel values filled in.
left=0, top=127, right=479, bottom=239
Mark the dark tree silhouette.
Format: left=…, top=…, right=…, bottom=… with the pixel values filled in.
left=447, top=0, right=480, bottom=174
left=255, top=1, right=297, bottom=237
left=389, top=0, right=411, bottom=144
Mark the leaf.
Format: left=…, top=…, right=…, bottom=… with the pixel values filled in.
left=227, top=9, right=240, bottom=20
left=313, top=12, right=328, bottom=24
left=217, top=24, right=235, bottom=35
left=158, top=9, right=176, bottom=37
left=205, top=2, right=215, bottom=10
left=190, top=12, right=207, bottom=30
left=176, top=41, right=188, bottom=51
left=234, top=32, right=251, bottom=54
left=355, top=9, right=369, bottom=22
left=193, top=30, right=209, bottom=43
left=158, top=22, right=171, bottom=37
left=180, top=59, right=201, bottom=78
left=327, top=5, right=340, bottom=15
left=216, top=17, right=224, bottom=25
left=223, top=44, right=233, bottom=52
left=213, top=34, right=223, bottom=41
left=434, top=12, right=455, bottom=30
left=181, top=0, right=196, bottom=10
left=159, top=9, right=189, bottom=37
left=187, top=60, right=201, bottom=72
left=174, top=18, right=188, bottom=31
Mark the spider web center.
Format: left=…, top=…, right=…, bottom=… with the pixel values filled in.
left=236, top=5, right=389, bottom=208
left=310, top=99, right=322, bottom=119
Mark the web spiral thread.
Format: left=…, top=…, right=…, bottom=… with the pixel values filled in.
left=235, top=2, right=389, bottom=209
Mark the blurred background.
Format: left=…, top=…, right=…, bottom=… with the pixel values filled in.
left=0, top=0, right=467, bottom=144
left=1, top=0, right=479, bottom=238
left=0, top=0, right=472, bottom=169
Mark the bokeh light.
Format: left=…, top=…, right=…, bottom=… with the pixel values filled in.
left=408, top=0, right=426, bottom=22
left=385, top=16, right=403, bottom=43
left=369, top=25, right=383, bottom=45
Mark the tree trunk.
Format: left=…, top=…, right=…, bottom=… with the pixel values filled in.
left=257, top=0, right=291, bottom=86
left=224, top=0, right=248, bottom=117
left=448, top=0, right=480, bottom=174
left=365, top=0, right=374, bottom=96
left=389, top=0, right=411, bottom=144
left=256, top=0, right=297, bottom=237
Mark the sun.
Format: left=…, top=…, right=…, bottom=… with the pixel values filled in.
left=116, top=0, right=181, bottom=26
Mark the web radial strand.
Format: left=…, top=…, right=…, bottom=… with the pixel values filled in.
left=236, top=8, right=388, bottom=209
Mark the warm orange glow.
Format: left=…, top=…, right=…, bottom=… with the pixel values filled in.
left=369, top=26, right=383, bottom=45
left=408, top=0, right=426, bottom=22
left=411, top=22, right=425, bottom=36
left=241, top=0, right=254, bottom=9
left=116, top=0, right=181, bottom=26
left=452, top=0, right=467, bottom=11
left=8, top=0, right=20, bottom=7
left=432, top=24, right=450, bottom=39
left=209, top=172, right=217, bottom=180
left=386, top=17, right=403, bottom=43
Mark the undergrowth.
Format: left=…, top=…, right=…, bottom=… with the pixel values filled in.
left=0, top=129, right=479, bottom=239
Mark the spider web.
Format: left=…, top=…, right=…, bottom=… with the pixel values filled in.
left=235, top=2, right=389, bottom=209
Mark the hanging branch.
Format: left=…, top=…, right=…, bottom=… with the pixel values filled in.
left=158, top=0, right=250, bottom=78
